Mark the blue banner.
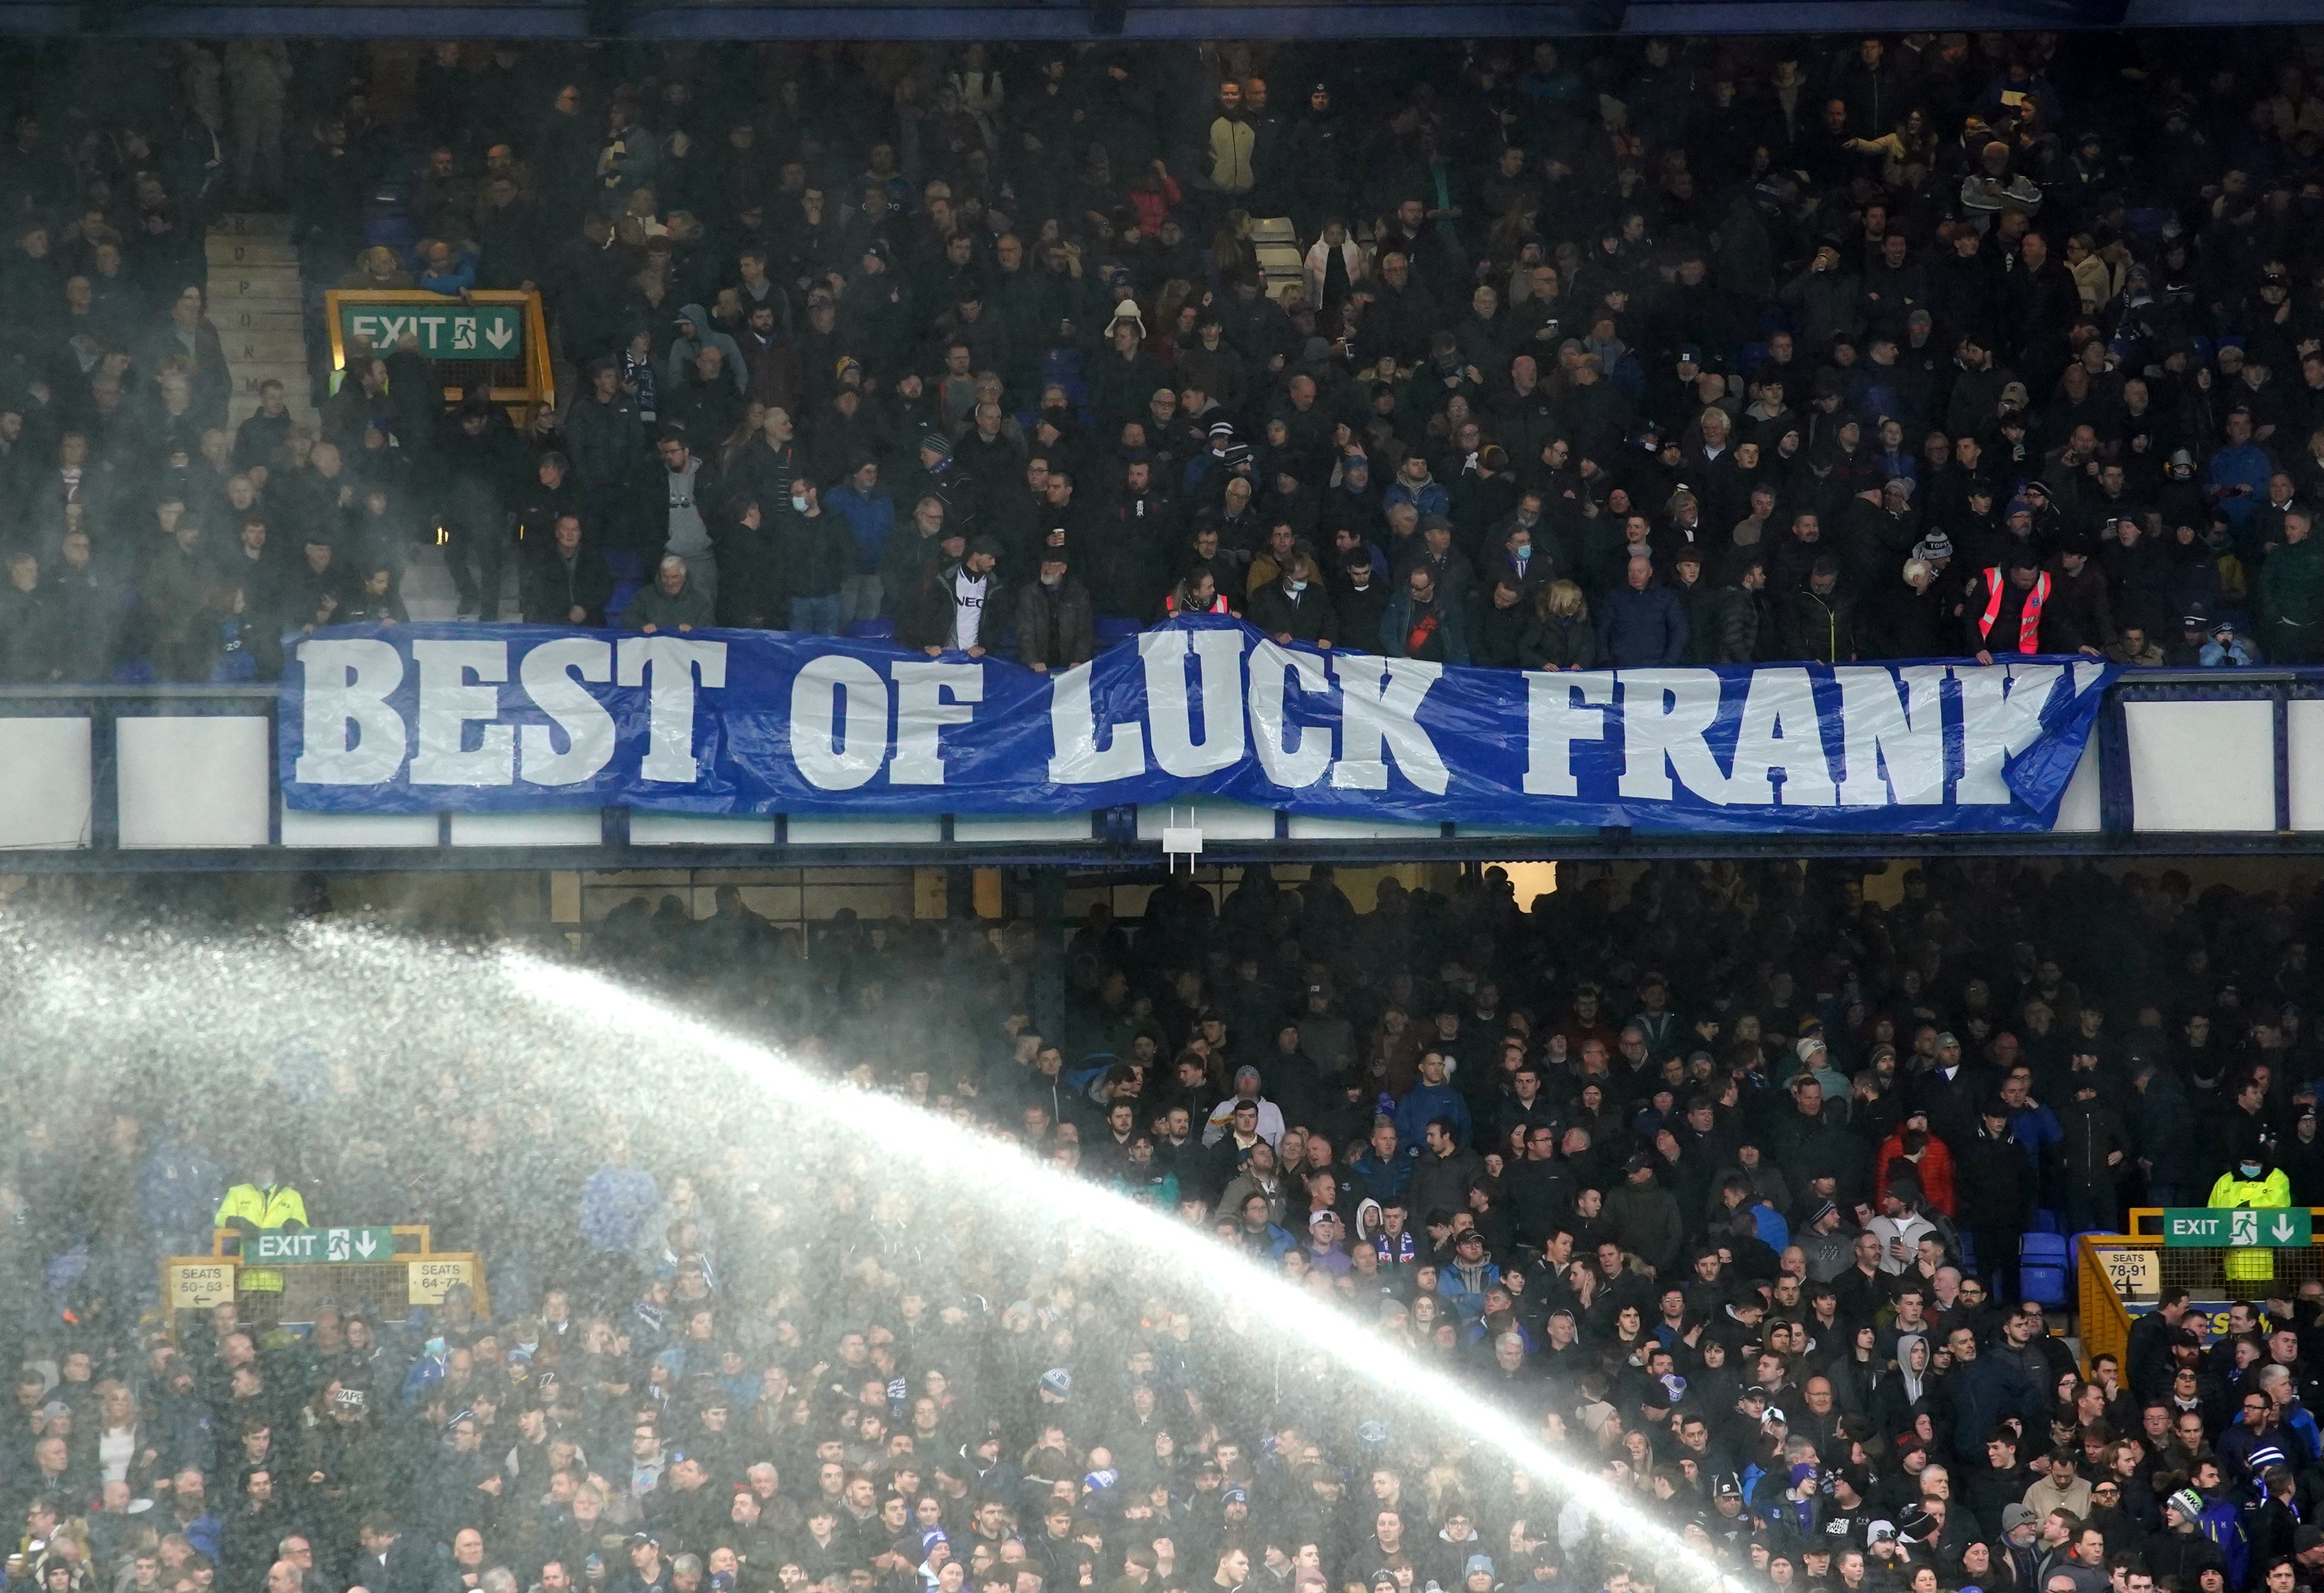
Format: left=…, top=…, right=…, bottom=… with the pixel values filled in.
left=278, top=618, right=2113, bottom=834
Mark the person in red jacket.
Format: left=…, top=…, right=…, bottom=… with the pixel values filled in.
left=1875, top=1112, right=1957, bottom=1217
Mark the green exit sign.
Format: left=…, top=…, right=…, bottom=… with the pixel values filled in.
left=249, top=1227, right=395, bottom=1264
left=339, top=301, right=523, bottom=361
left=2163, top=1208, right=2313, bottom=1247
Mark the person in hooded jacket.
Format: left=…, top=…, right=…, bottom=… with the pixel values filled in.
left=2211, top=1148, right=2294, bottom=1289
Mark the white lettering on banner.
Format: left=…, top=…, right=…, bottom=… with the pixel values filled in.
left=1247, top=641, right=1331, bottom=788
left=1954, top=663, right=2062, bottom=803
left=890, top=661, right=983, bottom=785
left=1330, top=656, right=1449, bottom=792
left=791, top=655, right=886, bottom=791
left=1047, top=660, right=1146, bottom=783
left=1522, top=671, right=1611, bottom=796
left=294, top=638, right=407, bottom=783
left=518, top=639, right=615, bottom=786
left=1835, top=665, right=1946, bottom=805
left=410, top=639, right=514, bottom=784
left=1616, top=669, right=1729, bottom=803
left=616, top=636, right=727, bottom=782
left=1727, top=668, right=1837, bottom=806
left=1146, top=628, right=1247, bottom=777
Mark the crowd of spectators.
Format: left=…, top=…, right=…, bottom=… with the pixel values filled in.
left=15, top=30, right=2324, bottom=675
left=15, top=857, right=2324, bottom=1593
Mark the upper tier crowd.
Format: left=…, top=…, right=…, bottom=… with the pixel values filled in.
left=11, top=32, right=2324, bottom=677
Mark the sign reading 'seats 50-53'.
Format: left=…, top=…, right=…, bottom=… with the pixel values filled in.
left=280, top=618, right=2112, bottom=835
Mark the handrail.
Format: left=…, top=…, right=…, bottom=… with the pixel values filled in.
left=2077, top=1232, right=2142, bottom=1374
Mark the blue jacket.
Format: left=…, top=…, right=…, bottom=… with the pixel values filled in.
left=580, top=1163, right=660, bottom=1251
left=1350, top=1146, right=1415, bottom=1200
left=418, top=250, right=480, bottom=296
left=2007, top=1102, right=2064, bottom=1180
left=2198, top=1492, right=2249, bottom=1589
left=1597, top=583, right=1689, bottom=665
left=827, top=480, right=897, bottom=574
left=1384, top=474, right=1450, bottom=523
left=139, top=1141, right=224, bottom=1236
left=2208, top=443, right=2274, bottom=528
left=1393, top=1082, right=1473, bottom=1151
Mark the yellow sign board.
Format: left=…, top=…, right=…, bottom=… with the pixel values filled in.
left=2094, top=1246, right=2159, bottom=1299
left=409, top=1256, right=476, bottom=1305
left=166, top=1260, right=236, bottom=1310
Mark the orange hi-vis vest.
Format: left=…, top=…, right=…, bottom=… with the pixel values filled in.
left=1979, top=565, right=2050, bottom=653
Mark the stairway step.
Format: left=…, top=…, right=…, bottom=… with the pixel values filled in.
left=203, top=215, right=317, bottom=446
left=212, top=213, right=294, bottom=239
left=216, top=283, right=304, bottom=311
left=207, top=238, right=300, bottom=268
left=224, top=330, right=310, bottom=365
left=215, top=307, right=307, bottom=333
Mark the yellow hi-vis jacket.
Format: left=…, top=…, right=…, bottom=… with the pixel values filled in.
left=2209, top=1167, right=2293, bottom=1284
left=216, top=1183, right=309, bottom=1293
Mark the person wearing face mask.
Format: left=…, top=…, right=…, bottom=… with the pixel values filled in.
left=778, top=483, right=852, bottom=636
left=2210, top=1148, right=2293, bottom=1289
left=1014, top=550, right=1092, bottom=673
left=1247, top=550, right=1336, bottom=647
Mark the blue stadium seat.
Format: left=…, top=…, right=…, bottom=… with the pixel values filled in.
left=1958, top=1233, right=1977, bottom=1273
left=604, top=550, right=645, bottom=584
left=2022, top=1264, right=2070, bottom=1308
left=2030, top=1210, right=2062, bottom=1234
left=362, top=218, right=416, bottom=257
left=2022, top=1232, right=2069, bottom=1266
left=605, top=580, right=639, bottom=622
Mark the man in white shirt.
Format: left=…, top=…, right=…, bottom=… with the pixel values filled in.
left=1866, top=1178, right=1939, bottom=1275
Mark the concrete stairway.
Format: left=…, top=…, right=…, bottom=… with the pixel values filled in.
left=203, top=214, right=486, bottom=620
left=206, top=213, right=318, bottom=435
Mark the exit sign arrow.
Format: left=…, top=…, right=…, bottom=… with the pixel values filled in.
left=2275, top=1213, right=2302, bottom=1244
left=485, top=320, right=514, bottom=351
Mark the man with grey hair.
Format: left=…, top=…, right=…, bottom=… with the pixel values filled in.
left=623, top=556, right=714, bottom=635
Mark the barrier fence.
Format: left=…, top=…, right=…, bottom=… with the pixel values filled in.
left=2077, top=1208, right=2324, bottom=1374
left=163, top=1225, right=487, bottom=1337
left=15, top=663, right=2324, bottom=870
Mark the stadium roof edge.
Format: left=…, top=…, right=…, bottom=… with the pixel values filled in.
left=8, top=0, right=2306, bottom=39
